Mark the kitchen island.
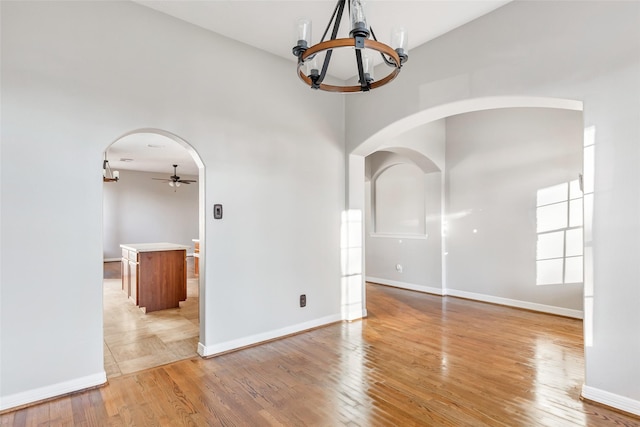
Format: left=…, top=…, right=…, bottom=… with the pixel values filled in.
left=120, top=243, right=188, bottom=313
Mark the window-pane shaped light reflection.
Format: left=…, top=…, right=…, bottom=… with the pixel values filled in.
left=569, top=179, right=582, bottom=199
left=565, top=228, right=583, bottom=257
left=537, top=182, right=568, bottom=207
left=537, top=259, right=564, bottom=285
left=537, top=202, right=568, bottom=232
left=583, top=145, right=595, bottom=194
left=536, top=180, right=584, bottom=286
left=564, top=256, right=583, bottom=283
left=584, top=125, right=596, bottom=147
left=569, top=199, right=583, bottom=227
left=537, top=231, right=564, bottom=260
left=583, top=126, right=595, bottom=346
left=341, top=209, right=364, bottom=321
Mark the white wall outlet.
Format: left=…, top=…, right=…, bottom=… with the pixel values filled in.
left=396, top=264, right=403, bottom=273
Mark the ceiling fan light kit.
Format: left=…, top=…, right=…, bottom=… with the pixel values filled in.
left=292, top=0, right=408, bottom=93
left=152, top=164, right=196, bottom=191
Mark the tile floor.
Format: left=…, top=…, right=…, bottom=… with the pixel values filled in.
left=103, top=260, right=199, bottom=377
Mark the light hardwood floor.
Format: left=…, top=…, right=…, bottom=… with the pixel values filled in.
left=103, top=260, right=199, bottom=377
left=2, top=283, right=639, bottom=426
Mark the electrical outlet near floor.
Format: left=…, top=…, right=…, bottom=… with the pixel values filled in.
left=300, top=294, right=306, bottom=307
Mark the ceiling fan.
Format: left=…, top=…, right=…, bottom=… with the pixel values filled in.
left=152, top=164, right=196, bottom=189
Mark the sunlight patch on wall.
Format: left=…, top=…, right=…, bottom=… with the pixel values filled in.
left=341, top=209, right=364, bottom=320
left=536, top=180, right=584, bottom=285
left=582, top=126, right=595, bottom=347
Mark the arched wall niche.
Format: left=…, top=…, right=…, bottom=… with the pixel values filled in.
left=365, top=147, right=441, bottom=182
left=371, top=163, right=428, bottom=236
left=365, top=147, right=441, bottom=237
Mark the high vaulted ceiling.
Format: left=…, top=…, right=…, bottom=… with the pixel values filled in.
left=108, top=0, right=512, bottom=175
left=134, top=0, right=512, bottom=81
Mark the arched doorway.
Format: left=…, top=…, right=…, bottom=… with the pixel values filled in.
left=343, top=96, right=586, bottom=320
left=102, top=129, right=205, bottom=377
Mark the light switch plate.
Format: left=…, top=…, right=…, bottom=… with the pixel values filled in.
left=213, top=204, right=223, bottom=219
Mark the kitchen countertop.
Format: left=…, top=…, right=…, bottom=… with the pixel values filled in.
left=120, top=243, right=190, bottom=252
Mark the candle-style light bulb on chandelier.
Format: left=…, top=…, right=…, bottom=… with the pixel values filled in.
left=292, top=0, right=408, bottom=93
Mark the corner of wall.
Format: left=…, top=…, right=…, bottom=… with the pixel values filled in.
left=581, top=385, right=640, bottom=417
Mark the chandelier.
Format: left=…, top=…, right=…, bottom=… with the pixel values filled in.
left=292, top=0, right=408, bottom=93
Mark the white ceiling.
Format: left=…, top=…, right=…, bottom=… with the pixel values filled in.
left=109, top=0, right=512, bottom=175
left=135, top=0, right=512, bottom=80
left=107, top=133, right=200, bottom=176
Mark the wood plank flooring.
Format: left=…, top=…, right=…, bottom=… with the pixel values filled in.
left=2, top=283, right=639, bottom=426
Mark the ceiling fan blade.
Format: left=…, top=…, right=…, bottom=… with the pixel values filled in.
left=151, top=165, right=194, bottom=184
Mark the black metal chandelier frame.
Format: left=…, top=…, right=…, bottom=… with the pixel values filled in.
left=292, top=0, right=408, bottom=93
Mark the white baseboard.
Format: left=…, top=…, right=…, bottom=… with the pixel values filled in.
left=365, top=277, right=583, bottom=319
left=198, top=314, right=342, bottom=357
left=0, top=372, right=106, bottom=412
left=446, top=289, right=583, bottom=319
left=582, top=385, right=640, bottom=416
left=342, top=303, right=365, bottom=321
left=366, top=277, right=445, bottom=296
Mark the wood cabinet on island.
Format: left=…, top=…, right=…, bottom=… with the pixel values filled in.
left=120, top=243, right=188, bottom=313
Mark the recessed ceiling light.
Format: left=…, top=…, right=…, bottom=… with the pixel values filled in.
left=147, top=144, right=165, bottom=148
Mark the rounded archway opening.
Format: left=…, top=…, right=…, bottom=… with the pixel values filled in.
left=101, top=128, right=206, bottom=377
left=345, top=96, right=585, bottom=320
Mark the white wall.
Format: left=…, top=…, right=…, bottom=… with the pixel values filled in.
left=103, top=170, right=199, bottom=259
left=0, top=1, right=344, bottom=409
left=347, top=0, right=640, bottom=414
left=375, top=164, right=426, bottom=235
left=365, top=169, right=442, bottom=292
left=363, top=120, right=445, bottom=293
left=445, top=107, right=583, bottom=312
